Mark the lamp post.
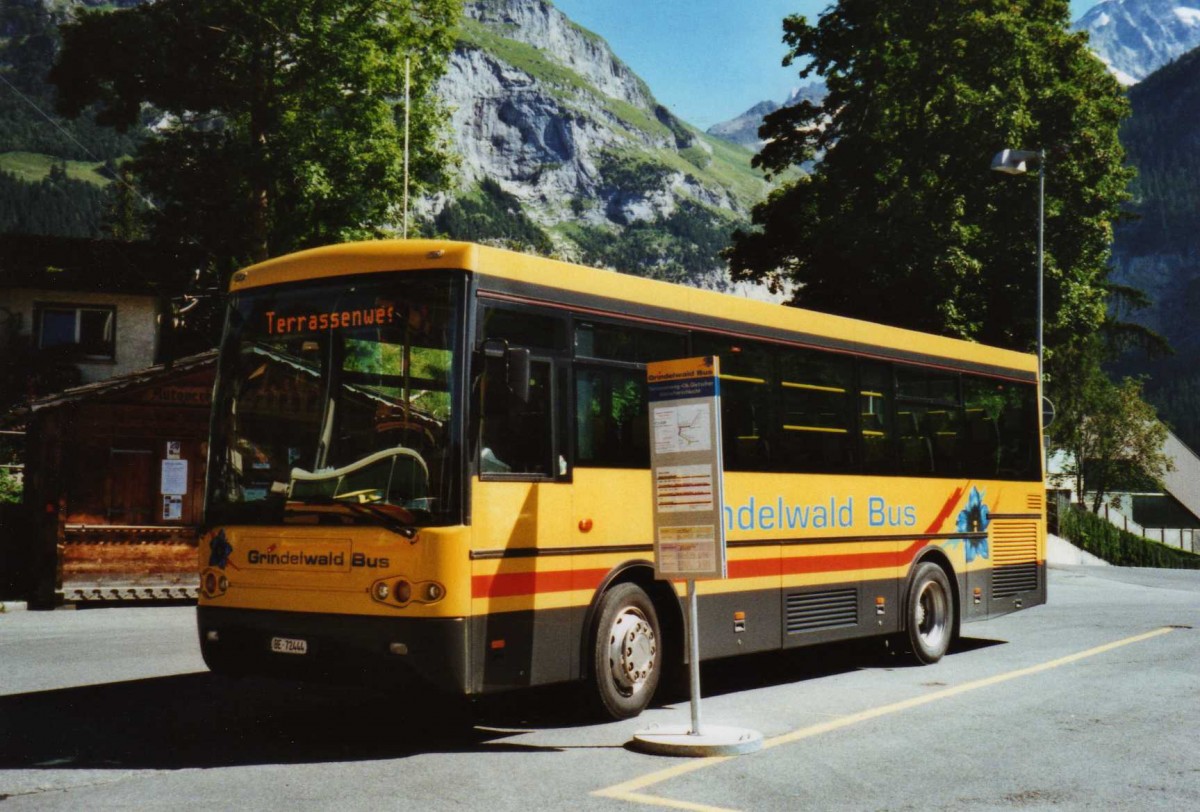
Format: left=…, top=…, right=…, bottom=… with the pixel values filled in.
left=991, top=148, right=1045, bottom=384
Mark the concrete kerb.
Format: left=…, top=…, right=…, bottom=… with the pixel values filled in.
left=1047, top=533, right=1110, bottom=568
left=0, top=600, right=29, bottom=613
left=631, top=723, right=763, bottom=757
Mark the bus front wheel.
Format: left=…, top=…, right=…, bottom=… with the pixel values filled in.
left=589, top=583, right=662, bottom=720
left=905, top=562, right=954, bottom=665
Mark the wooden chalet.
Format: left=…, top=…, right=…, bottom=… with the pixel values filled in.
left=13, top=351, right=216, bottom=606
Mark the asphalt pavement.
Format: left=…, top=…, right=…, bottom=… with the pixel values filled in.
left=1, top=564, right=1197, bottom=810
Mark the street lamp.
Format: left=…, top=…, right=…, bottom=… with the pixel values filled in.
left=991, top=148, right=1045, bottom=384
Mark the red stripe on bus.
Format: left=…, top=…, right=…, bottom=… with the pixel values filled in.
left=472, top=568, right=609, bottom=599
left=926, top=487, right=964, bottom=536
left=727, top=538, right=928, bottom=579
left=474, top=490, right=968, bottom=598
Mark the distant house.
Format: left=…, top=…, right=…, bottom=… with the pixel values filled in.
left=0, top=234, right=199, bottom=403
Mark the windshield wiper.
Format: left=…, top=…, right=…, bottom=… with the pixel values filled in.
left=285, top=498, right=419, bottom=539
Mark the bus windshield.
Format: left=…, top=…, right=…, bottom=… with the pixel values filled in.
left=206, top=273, right=463, bottom=529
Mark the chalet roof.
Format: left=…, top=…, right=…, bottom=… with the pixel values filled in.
left=0, top=234, right=200, bottom=296
left=12, top=350, right=218, bottom=420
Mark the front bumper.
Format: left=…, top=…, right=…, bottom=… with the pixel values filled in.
left=197, top=606, right=471, bottom=694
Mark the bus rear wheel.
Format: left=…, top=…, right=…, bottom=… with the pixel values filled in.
left=905, top=562, right=954, bottom=665
left=589, top=583, right=662, bottom=720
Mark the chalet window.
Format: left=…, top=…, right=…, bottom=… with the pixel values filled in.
left=36, top=304, right=116, bottom=360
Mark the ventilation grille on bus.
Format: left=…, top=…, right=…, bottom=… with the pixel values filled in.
left=785, top=588, right=858, bottom=634
left=1026, top=493, right=1044, bottom=512
left=991, top=520, right=1039, bottom=597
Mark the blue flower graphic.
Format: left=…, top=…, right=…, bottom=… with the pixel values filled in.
left=956, top=487, right=990, bottom=563
left=208, top=529, right=233, bottom=569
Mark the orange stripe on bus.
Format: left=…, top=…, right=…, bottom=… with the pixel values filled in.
left=472, top=491, right=968, bottom=599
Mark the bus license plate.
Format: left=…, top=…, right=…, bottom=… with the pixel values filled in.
left=270, top=636, right=308, bottom=655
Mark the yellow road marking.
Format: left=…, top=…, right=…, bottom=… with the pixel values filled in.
left=593, top=627, right=1175, bottom=810
left=596, top=790, right=739, bottom=812
left=593, top=758, right=733, bottom=808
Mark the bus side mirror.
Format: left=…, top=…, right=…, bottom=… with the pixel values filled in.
left=506, top=346, right=530, bottom=405
left=481, top=341, right=531, bottom=412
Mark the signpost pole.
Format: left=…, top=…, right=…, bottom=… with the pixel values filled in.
left=631, top=356, right=761, bottom=757
left=687, top=578, right=702, bottom=735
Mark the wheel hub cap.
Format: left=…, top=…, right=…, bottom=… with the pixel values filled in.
left=608, top=608, right=657, bottom=696
left=916, top=581, right=948, bottom=648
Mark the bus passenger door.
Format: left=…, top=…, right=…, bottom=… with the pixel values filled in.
left=472, top=347, right=575, bottom=692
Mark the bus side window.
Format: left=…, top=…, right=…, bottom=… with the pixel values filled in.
left=778, top=348, right=854, bottom=473
left=694, top=334, right=775, bottom=472
left=895, top=365, right=963, bottom=476
left=575, top=365, right=648, bottom=468
left=858, top=362, right=896, bottom=474
left=572, top=320, right=683, bottom=470
left=963, top=375, right=1038, bottom=480
left=962, top=376, right=1002, bottom=478
left=481, top=306, right=568, bottom=352
left=575, top=320, right=687, bottom=364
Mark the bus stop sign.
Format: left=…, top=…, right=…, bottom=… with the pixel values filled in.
left=646, top=356, right=727, bottom=581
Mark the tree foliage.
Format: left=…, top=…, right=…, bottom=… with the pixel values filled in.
left=0, top=0, right=143, bottom=161
left=0, top=469, right=21, bottom=505
left=50, top=0, right=461, bottom=277
left=728, top=0, right=1133, bottom=371
left=572, top=200, right=737, bottom=286
left=1118, top=45, right=1200, bottom=257
left=432, top=178, right=554, bottom=255
left=0, top=165, right=108, bottom=237
left=1107, top=46, right=1200, bottom=451
left=1051, top=340, right=1172, bottom=511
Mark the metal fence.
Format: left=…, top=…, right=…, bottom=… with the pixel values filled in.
left=1095, top=498, right=1199, bottom=554
left=1048, top=490, right=1199, bottom=554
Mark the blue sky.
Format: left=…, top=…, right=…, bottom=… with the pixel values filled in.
left=552, top=1, right=1102, bottom=129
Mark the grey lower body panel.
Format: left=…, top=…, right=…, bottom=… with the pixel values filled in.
left=196, top=606, right=471, bottom=694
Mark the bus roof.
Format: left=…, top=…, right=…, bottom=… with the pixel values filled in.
left=231, top=239, right=1037, bottom=378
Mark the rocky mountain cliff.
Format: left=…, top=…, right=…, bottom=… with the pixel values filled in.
left=432, top=0, right=771, bottom=289
left=705, top=83, right=825, bottom=151
left=1073, top=0, right=1200, bottom=84
left=2, top=0, right=774, bottom=292
left=706, top=101, right=780, bottom=151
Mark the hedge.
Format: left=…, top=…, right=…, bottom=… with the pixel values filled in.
left=1059, top=505, right=1200, bottom=569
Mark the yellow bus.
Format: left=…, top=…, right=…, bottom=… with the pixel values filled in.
left=198, top=239, right=1045, bottom=719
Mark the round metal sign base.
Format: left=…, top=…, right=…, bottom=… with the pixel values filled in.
left=630, top=724, right=763, bottom=757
